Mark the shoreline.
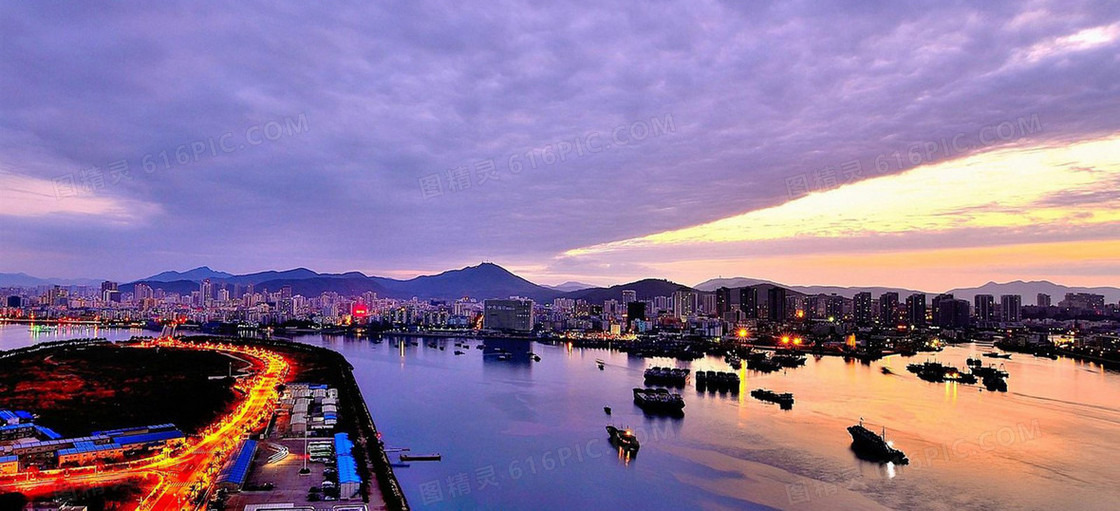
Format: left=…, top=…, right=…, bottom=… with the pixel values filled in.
left=178, top=335, right=412, bottom=510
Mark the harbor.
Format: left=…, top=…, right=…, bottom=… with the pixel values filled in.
left=3, top=325, right=1120, bottom=510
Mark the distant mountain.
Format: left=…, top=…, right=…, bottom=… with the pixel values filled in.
left=0, top=272, right=103, bottom=287
left=562, top=278, right=694, bottom=303
left=143, top=266, right=236, bottom=282
left=544, top=281, right=598, bottom=292
left=124, top=263, right=561, bottom=301
left=947, top=280, right=1120, bottom=303
left=694, top=277, right=924, bottom=299
left=693, top=277, right=784, bottom=291
left=374, top=263, right=561, bottom=301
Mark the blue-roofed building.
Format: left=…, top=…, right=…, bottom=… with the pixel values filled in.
left=334, top=433, right=361, bottom=499
left=112, top=428, right=184, bottom=447
left=0, top=410, right=18, bottom=425
left=57, top=442, right=125, bottom=466
left=34, top=425, right=62, bottom=440
left=0, top=423, right=36, bottom=442
left=334, top=432, right=354, bottom=456
left=217, top=439, right=258, bottom=491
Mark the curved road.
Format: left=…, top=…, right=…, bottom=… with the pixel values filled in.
left=0, top=338, right=291, bottom=510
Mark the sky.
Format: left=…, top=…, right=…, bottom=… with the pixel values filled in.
left=1, top=1, right=1118, bottom=290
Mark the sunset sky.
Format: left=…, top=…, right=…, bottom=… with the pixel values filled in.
left=1, top=1, right=1118, bottom=290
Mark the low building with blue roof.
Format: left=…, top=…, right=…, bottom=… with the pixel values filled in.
left=217, top=439, right=258, bottom=491
left=334, top=433, right=361, bottom=499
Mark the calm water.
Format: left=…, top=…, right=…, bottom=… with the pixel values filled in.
left=2, top=324, right=1119, bottom=510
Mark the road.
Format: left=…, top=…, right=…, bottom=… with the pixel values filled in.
left=0, top=337, right=291, bottom=510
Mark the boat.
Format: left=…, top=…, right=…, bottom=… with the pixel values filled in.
left=847, top=420, right=908, bottom=464
left=880, top=367, right=893, bottom=375
left=454, top=350, right=465, bottom=355
left=746, top=354, right=781, bottom=373
left=696, top=370, right=740, bottom=393
left=982, top=374, right=1008, bottom=392
left=496, top=353, right=511, bottom=361
left=772, top=350, right=807, bottom=367
left=532, top=353, right=541, bottom=362
left=750, top=388, right=794, bottom=409
left=606, top=425, right=640, bottom=452
left=727, top=355, right=742, bottom=370
left=971, top=363, right=1009, bottom=379
left=604, top=406, right=611, bottom=415
left=983, top=352, right=1012, bottom=359
left=400, top=453, right=442, bottom=462
left=632, top=387, right=685, bottom=415
left=643, top=366, right=690, bottom=387
left=596, top=359, right=605, bottom=370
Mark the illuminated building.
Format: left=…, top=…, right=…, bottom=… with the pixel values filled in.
left=974, top=294, right=995, bottom=322
left=879, top=292, right=899, bottom=326
left=906, top=293, right=926, bottom=327
left=1000, top=294, right=1022, bottom=322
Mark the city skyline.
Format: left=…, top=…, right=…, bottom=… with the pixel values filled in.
left=2, top=2, right=1119, bottom=289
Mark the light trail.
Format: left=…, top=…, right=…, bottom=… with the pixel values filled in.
left=0, top=337, right=293, bottom=510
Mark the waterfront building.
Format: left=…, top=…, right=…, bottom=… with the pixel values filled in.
left=484, top=298, right=535, bottom=332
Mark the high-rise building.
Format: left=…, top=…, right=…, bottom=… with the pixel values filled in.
left=825, top=294, right=844, bottom=320
left=484, top=298, right=534, bottom=332
left=672, top=290, right=696, bottom=318
left=879, top=292, right=899, bottom=326
left=931, top=293, right=954, bottom=326
left=200, top=279, right=213, bottom=305
left=974, top=294, right=995, bottom=322
left=767, top=287, right=787, bottom=322
left=621, top=290, right=637, bottom=305
left=936, top=299, right=971, bottom=329
left=906, top=293, right=926, bottom=327
left=739, top=287, right=758, bottom=318
left=1036, top=293, right=1051, bottom=308
left=1059, top=293, right=1106, bottom=314
left=854, top=292, right=873, bottom=325
left=1000, top=294, right=1022, bottom=322
left=715, top=287, right=732, bottom=317
left=134, top=283, right=153, bottom=301
left=100, top=281, right=120, bottom=303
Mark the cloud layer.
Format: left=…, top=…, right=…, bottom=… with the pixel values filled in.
left=1, top=1, right=1118, bottom=286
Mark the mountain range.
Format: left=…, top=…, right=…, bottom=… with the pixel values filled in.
left=3, top=265, right=1118, bottom=303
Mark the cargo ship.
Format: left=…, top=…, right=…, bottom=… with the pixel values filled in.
left=632, top=387, right=685, bottom=415
left=847, top=419, right=908, bottom=464
left=750, top=388, right=794, bottom=409
left=696, top=370, right=740, bottom=393
left=643, top=366, right=690, bottom=387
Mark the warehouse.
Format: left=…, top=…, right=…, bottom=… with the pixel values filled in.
left=217, top=439, right=259, bottom=492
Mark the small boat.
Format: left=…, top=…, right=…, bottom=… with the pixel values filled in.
left=533, top=354, right=542, bottom=362
left=880, top=367, right=893, bottom=375
left=454, top=350, right=465, bottom=355
left=606, top=425, right=640, bottom=452
left=596, top=359, right=605, bottom=370
left=604, top=406, right=612, bottom=415
left=497, top=353, right=511, bottom=361
left=983, top=352, right=1011, bottom=359
left=400, top=453, right=442, bottom=462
